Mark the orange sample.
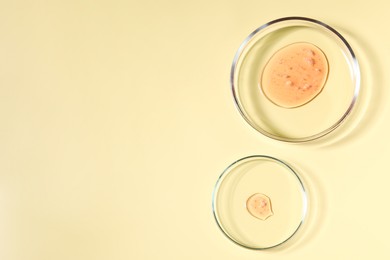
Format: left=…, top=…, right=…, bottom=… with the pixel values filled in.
left=246, top=193, right=273, bottom=220
left=261, top=42, right=329, bottom=108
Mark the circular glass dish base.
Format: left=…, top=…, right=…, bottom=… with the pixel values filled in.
left=212, top=155, right=308, bottom=249
left=231, top=17, right=360, bottom=142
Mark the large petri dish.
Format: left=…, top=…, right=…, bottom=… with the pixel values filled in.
left=231, top=17, right=360, bottom=142
left=212, top=155, right=307, bottom=249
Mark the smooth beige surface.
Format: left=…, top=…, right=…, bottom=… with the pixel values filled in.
left=0, top=0, right=389, bottom=259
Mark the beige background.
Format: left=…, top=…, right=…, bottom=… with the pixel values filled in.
left=0, top=0, right=389, bottom=259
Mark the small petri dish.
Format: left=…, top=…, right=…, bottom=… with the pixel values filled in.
left=212, top=155, right=307, bottom=250
left=231, top=17, right=360, bottom=142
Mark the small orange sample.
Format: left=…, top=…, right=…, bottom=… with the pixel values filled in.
left=261, top=42, right=329, bottom=108
left=246, top=193, right=273, bottom=220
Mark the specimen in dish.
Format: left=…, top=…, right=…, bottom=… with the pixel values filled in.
left=246, top=193, right=273, bottom=220
left=261, top=42, right=329, bottom=108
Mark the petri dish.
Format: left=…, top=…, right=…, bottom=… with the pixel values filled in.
left=212, top=155, right=307, bottom=250
left=231, top=17, right=360, bottom=142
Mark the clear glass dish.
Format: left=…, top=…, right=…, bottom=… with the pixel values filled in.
left=212, top=155, right=307, bottom=249
left=231, top=17, right=360, bottom=142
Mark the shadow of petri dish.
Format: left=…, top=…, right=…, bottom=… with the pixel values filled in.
left=268, top=158, right=325, bottom=253
left=231, top=17, right=361, bottom=143
left=311, top=26, right=383, bottom=148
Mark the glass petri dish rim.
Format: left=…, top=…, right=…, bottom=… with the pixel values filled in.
left=212, top=155, right=308, bottom=250
left=230, top=16, right=361, bottom=142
